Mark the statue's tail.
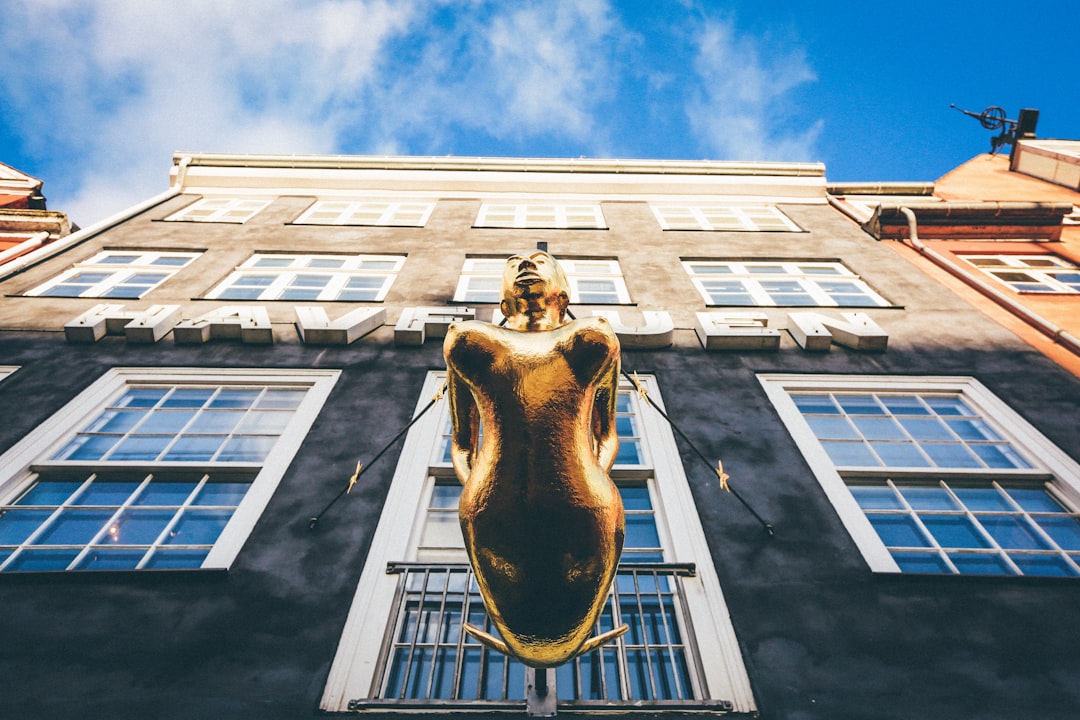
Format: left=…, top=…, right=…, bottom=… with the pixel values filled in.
left=463, top=623, right=629, bottom=668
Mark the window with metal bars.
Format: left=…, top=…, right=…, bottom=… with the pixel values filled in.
left=0, top=368, right=340, bottom=572
left=759, top=374, right=1080, bottom=577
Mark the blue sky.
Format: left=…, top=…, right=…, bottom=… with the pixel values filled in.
left=2, top=0, right=1077, bottom=228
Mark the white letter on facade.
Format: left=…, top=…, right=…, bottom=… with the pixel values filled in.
left=64, top=304, right=181, bottom=344
left=295, top=306, right=386, bottom=345
left=395, top=307, right=475, bottom=346
left=787, top=312, right=888, bottom=352
left=590, top=310, right=674, bottom=349
left=695, top=312, right=781, bottom=351
left=174, top=306, right=273, bottom=345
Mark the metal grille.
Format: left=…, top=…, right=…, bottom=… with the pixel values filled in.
left=358, top=562, right=723, bottom=710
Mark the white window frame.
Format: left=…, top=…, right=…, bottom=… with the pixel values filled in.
left=25, top=250, right=201, bottom=299
left=454, top=257, right=631, bottom=305
left=322, top=372, right=754, bottom=712
left=475, top=203, right=607, bottom=229
left=758, top=374, right=1080, bottom=574
left=958, top=253, right=1080, bottom=294
left=164, top=198, right=271, bottom=224
left=206, top=253, right=405, bottom=302
left=0, top=367, right=340, bottom=571
left=652, top=205, right=801, bottom=232
left=683, top=260, right=889, bottom=307
left=293, top=200, right=436, bottom=227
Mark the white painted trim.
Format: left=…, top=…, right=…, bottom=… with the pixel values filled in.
left=0, top=367, right=340, bottom=571
left=757, top=374, right=1080, bottom=574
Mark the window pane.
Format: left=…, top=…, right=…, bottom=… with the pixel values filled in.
left=851, top=486, right=904, bottom=510
left=898, top=486, right=959, bottom=511
left=6, top=548, right=81, bottom=571
left=980, top=516, right=1050, bottom=550
left=921, top=514, right=990, bottom=549
left=165, top=509, right=232, bottom=544
left=32, top=509, right=113, bottom=545
left=947, top=552, right=1013, bottom=575
left=76, top=548, right=147, bottom=570
left=1011, top=554, right=1078, bottom=577
left=72, top=482, right=140, bottom=506
left=133, top=482, right=199, bottom=506
left=101, top=509, right=174, bottom=545
left=162, top=436, right=225, bottom=462
left=15, top=482, right=83, bottom=506
left=192, top=482, right=251, bottom=506
left=867, top=515, right=930, bottom=547
left=0, top=509, right=53, bottom=544
left=891, top=550, right=950, bottom=573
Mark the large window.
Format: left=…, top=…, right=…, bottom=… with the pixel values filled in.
left=293, top=200, right=435, bottom=227
left=455, top=257, right=631, bottom=304
left=684, top=260, right=889, bottom=307
left=164, top=198, right=271, bottom=223
left=322, top=373, right=753, bottom=712
left=206, top=254, right=404, bottom=302
left=652, top=205, right=801, bottom=232
left=760, top=374, right=1080, bottom=576
left=959, top=254, right=1080, bottom=293
left=0, top=368, right=339, bottom=572
left=474, top=203, right=606, bottom=229
left=26, top=251, right=200, bottom=299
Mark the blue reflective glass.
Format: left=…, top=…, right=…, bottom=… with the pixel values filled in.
left=616, top=393, right=632, bottom=412
left=134, top=409, right=196, bottom=434
left=236, top=410, right=290, bottom=434
left=615, top=416, right=636, bottom=437
left=805, top=415, right=859, bottom=439
left=948, top=552, right=1013, bottom=575
left=125, top=273, right=167, bottom=285
left=162, top=435, right=225, bottom=462
left=870, top=441, right=931, bottom=467
left=345, top=276, right=384, bottom=288
left=279, top=288, right=321, bottom=300
left=72, top=481, right=140, bottom=506
left=252, top=258, right=292, bottom=267
left=1011, top=554, right=1078, bottom=577
left=110, top=435, right=172, bottom=461
left=620, top=486, right=652, bottom=511
left=836, top=395, right=885, bottom=415
left=164, top=509, right=232, bottom=544
left=880, top=396, right=931, bottom=416
left=32, top=509, right=113, bottom=545
left=162, top=389, right=214, bottom=408
left=98, top=255, right=139, bottom=264
left=133, top=482, right=198, bottom=506
left=6, top=548, right=81, bottom=571
left=76, top=548, right=146, bottom=570
left=115, top=388, right=167, bottom=408
left=15, top=482, right=83, bottom=506
left=971, top=444, right=1029, bottom=469
left=926, top=397, right=972, bottom=416
left=151, top=256, right=193, bottom=266
left=852, top=417, right=907, bottom=440
left=103, top=509, right=174, bottom=545
left=144, top=548, right=208, bottom=568
left=218, top=287, right=263, bottom=300
left=953, top=488, right=1013, bottom=511
left=868, top=515, right=930, bottom=547
left=187, top=410, right=243, bottom=434
left=822, top=440, right=878, bottom=466
left=891, top=550, right=950, bottom=573
left=921, top=514, right=991, bottom=548
left=54, top=434, right=121, bottom=461
left=851, top=486, right=904, bottom=510
left=897, top=417, right=952, bottom=440
left=101, top=286, right=145, bottom=298
left=338, top=289, right=378, bottom=301
left=1006, top=488, right=1064, bottom=512
left=192, top=482, right=250, bottom=506
left=625, top=514, right=660, bottom=550
left=792, top=394, right=839, bottom=414
left=980, top=516, right=1050, bottom=550
left=307, top=258, right=345, bottom=268
left=0, top=509, right=52, bottom=543
left=922, top=442, right=981, bottom=468
left=208, top=389, right=259, bottom=409
left=1036, top=517, right=1080, bottom=551
left=85, top=409, right=145, bottom=434
left=898, top=486, right=959, bottom=511
left=217, top=436, right=274, bottom=462
left=291, top=274, right=329, bottom=287
left=946, top=419, right=1001, bottom=441
left=255, top=389, right=305, bottom=409
left=615, top=440, right=641, bottom=465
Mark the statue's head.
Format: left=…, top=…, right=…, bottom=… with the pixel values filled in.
left=500, top=251, right=570, bottom=327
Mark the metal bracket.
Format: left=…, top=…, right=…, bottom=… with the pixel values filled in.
left=526, top=667, right=557, bottom=717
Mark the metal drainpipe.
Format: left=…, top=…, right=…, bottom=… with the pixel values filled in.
left=898, top=207, right=1080, bottom=357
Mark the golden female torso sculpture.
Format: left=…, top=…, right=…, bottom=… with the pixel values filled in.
left=444, top=252, right=626, bottom=668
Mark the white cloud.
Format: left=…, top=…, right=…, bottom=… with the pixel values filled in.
left=685, top=19, right=823, bottom=161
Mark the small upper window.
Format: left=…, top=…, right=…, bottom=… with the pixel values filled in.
left=206, top=254, right=405, bottom=302
left=26, top=251, right=200, bottom=299
left=960, top=254, right=1080, bottom=293
left=652, top=205, right=800, bottom=232
left=293, top=200, right=435, bottom=227
left=165, top=198, right=271, bottom=224
left=475, top=203, right=606, bottom=229
left=684, top=260, right=888, bottom=307
left=455, top=257, right=630, bottom=304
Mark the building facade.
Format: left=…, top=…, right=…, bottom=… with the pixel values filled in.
left=1, top=152, right=1079, bottom=719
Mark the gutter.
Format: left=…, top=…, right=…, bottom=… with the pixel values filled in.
left=898, top=206, right=1080, bottom=357
left=0, top=232, right=50, bottom=266
left=0, top=169, right=187, bottom=283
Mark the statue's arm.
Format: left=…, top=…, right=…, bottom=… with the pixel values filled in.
left=445, top=329, right=480, bottom=485
left=593, top=345, right=621, bottom=472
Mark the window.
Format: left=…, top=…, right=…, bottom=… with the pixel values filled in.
left=960, top=254, right=1080, bottom=293
left=293, top=200, right=435, bottom=227
left=760, top=374, right=1080, bottom=576
left=684, top=260, right=889, bottom=307
left=165, top=198, right=271, bottom=223
left=206, top=253, right=404, bottom=302
left=652, top=205, right=800, bottom=232
left=322, top=373, right=753, bottom=712
left=455, top=257, right=631, bottom=304
left=475, top=203, right=606, bottom=229
left=0, top=367, right=339, bottom=572
left=26, top=251, right=200, bottom=299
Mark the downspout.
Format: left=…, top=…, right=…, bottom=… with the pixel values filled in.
left=898, top=207, right=1080, bottom=357
left=0, top=158, right=191, bottom=283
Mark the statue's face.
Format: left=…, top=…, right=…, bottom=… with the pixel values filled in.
left=502, top=252, right=567, bottom=301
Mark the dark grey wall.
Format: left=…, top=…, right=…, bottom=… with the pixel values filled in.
left=1, top=192, right=1079, bottom=720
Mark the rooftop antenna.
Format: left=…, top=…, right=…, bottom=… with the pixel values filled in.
left=951, top=104, right=1039, bottom=156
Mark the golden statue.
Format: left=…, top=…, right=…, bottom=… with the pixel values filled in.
left=443, top=251, right=628, bottom=668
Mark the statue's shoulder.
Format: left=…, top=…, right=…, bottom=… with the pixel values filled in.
left=444, top=319, right=504, bottom=359
left=567, top=316, right=619, bottom=344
